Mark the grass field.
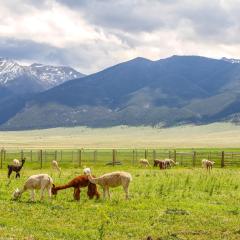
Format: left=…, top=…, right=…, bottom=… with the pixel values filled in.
left=1, top=166, right=240, bottom=240
left=1, top=123, right=240, bottom=148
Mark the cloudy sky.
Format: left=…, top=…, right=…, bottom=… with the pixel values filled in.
left=0, top=0, right=240, bottom=74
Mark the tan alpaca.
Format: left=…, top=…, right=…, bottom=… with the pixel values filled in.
left=13, top=174, right=53, bottom=201
left=88, top=171, right=132, bottom=199
left=139, top=159, right=151, bottom=167
left=202, top=159, right=215, bottom=171
left=52, top=160, right=61, bottom=177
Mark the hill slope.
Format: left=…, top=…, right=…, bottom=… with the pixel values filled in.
left=2, top=55, right=240, bottom=130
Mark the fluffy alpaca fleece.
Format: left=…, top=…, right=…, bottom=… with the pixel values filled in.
left=202, top=159, right=215, bottom=171
left=52, top=160, right=61, bottom=176
left=88, top=171, right=132, bottom=199
left=153, top=159, right=166, bottom=169
left=139, top=159, right=151, bottom=167
left=164, top=159, right=177, bottom=168
left=83, top=167, right=91, bottom=175
left=13, top=174, right=53, bottom=201
left=13, top=159, right=20, bottom=166
left=51, top=175, right=100, bottom=201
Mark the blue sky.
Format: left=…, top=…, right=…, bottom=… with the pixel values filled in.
left=0, top=0, right=239, bottom=74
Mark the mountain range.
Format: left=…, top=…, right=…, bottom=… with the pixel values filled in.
left=1, top=55, right=240, bottom=130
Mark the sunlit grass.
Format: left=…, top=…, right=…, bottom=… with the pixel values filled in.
left=1, top=166, right=240, bottom=239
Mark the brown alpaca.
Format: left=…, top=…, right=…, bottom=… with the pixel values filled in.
left=51, top=175, right=100, bottom=201
left=153, top=159, right=166, bottom=169
left=8, top=158, right=25, bottom=178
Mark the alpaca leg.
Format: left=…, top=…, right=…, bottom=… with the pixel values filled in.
left=40, top=188, right=45, bottom=200
left=74, top=187, right=81, bottom=201
left=16, top=172, right=20, bottom=178
left=103, top=187, right=107, bottom=199
left=48, top=187, right=52, bottom=199
left=106, top=187, right=111, bottom=199
left=31, top=190, right=35, bottom=201
left=7, top=168, right=12, bottom=178
left=123, top=184, right=129, bottom=199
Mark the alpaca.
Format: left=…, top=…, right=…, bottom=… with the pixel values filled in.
left=8, top=158, right=25, bottom=178
left=164, top=158, right=177, bottom=168
left=139, top=159, right=151, bottom=167
left=87, top=171, right=132, bottom=199
left=51, top=175, right=100, bottom=201
left=83, top=167, right=91, bottom=175
left=202, top=159, right=215, bottom=171
left=153, top=159, right=166, bottom=169
left=13, top=159, right=20, bottom=166
left=13, top=174, right=53, bottom=201
left=52, top=160, right=61, bottom=177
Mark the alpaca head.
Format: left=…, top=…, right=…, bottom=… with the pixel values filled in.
left=87, top=182, right=100, bottom=199
left=83, top=167, right=91, bottom=175
left=51, top=184, right=58, bottom=195
left=13, top=188, right=21, bottom=199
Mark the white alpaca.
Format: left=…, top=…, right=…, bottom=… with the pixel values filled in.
left=13, top=174, right=53, bottom=201
left=139, top=159, right=151, bottom=167
left=13, top=159, right=20, bottom=166
left=202, top=159, right=215, bottom=171
left=83, top=167, right=91, bottom=175
left=52, top=160, right=61, bottom=176
left=164, top=158, right=177, bottom=168
left=88, top=171, right=132, bottom=199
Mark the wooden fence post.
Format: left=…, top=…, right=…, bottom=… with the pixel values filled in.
left=0, top=149, right=3, bottom=169
left=144, top=149, right=147, bottom=159
left=78, top=149, right=82, bottom=167
left=168, top=150, right=171, bottom=159
left=94, top=150, right=97, bottom=165
left=153, top=150, right=156, bottom=161
left=132, top=149, right=135, bottom=166
left=55, top=150, right=57, bottom=160
left=221, top=151, right=225, bottom=168
left=193, top=151, right=196, bottom=167
left=39, top=150, right=43, bottom=169
left=173, top=150, right=176, bottom=162
left=112, top=149, right=116, bottom=166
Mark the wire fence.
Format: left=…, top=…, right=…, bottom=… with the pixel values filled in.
left=1, top=148, right=240, bottom=169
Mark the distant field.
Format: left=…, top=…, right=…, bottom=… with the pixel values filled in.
left=1, top=167, right=240, bottom=240
left=1, top=123, right=240, bottom=148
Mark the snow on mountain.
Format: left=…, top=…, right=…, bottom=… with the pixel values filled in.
left=0, top=58, right=85, bottom=92
left=29, top=63, right=85, bottom=89
left=221, top=57, right=240, bottom=64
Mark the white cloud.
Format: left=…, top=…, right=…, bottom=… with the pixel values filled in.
left=0, top=0, right=240, bottom=74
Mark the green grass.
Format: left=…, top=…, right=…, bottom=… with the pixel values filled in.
left=1, top=166, right=240, bottom=239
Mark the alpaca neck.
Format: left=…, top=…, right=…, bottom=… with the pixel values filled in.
left=54, top=183, right=73, bottom=191
left=88, top=175, right=99, bottom=184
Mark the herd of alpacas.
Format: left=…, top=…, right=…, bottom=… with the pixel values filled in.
left=7, top=157, right=215, bottom=202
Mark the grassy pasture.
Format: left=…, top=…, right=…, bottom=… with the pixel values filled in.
left=1, top=166, right=240, bottom=240
left=1, top=123, right=240, bottom=148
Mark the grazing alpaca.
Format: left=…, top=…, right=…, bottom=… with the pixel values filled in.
left=202, top=159, right=215, bottom=171
left=51, top=175, right=100, bottom=201
left=8, top=158, right=25, bottom=178
left=164, top=158, right=177, bottom=168
left=139, top=159, right=151, bottom=167
left=13, top=159, right=20, bottom=166
left=52, top=160, right=61, bottom=177
left=87, top=171, right=132, bottom=199
left=153, top=159, right=166, bottom=169
left=13, top=174, right=53, bottom=201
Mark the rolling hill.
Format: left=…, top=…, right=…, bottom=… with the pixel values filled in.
left=1, top=55, right=240, bottom=130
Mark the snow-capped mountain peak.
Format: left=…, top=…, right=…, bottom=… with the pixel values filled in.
left=0, top=58, right=85, bottom=93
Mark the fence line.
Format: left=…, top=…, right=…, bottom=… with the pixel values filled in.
left=0, top=148, right=240, bottom=169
